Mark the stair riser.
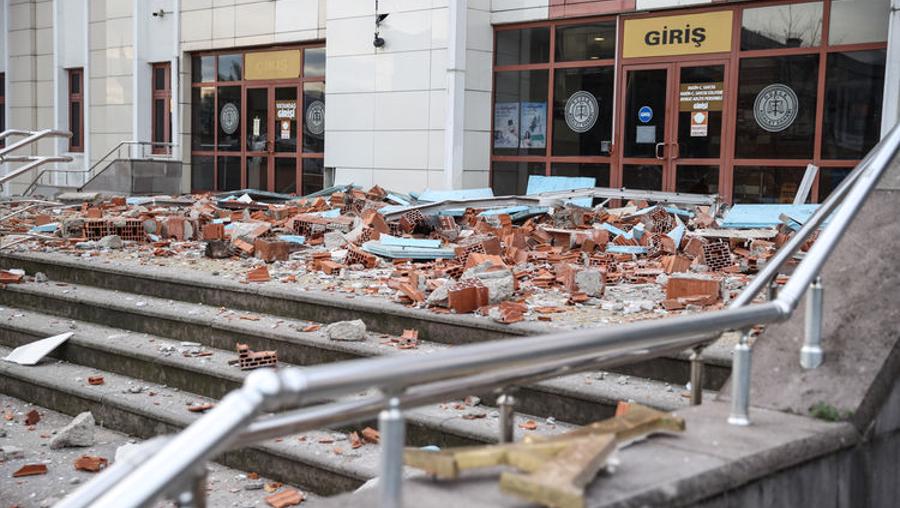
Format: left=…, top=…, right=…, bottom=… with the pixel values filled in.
left=0, top=370, right=366, bottom=496
left=0, top=255, right=514, bottom=345
left=0, top=326, right=488, bottom=449
left=0, top=290, right=360, bottom=367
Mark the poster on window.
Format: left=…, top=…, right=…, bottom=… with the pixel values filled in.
left=520, top=102, right=547, bottom=149
left=493, top=102, right=520, bottom=149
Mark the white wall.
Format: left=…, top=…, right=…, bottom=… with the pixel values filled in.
left=490, top=0, right=548, bottom=24
left=325, top=0, right=449, bottom=191
left=134, top=0, right=176, bottom=150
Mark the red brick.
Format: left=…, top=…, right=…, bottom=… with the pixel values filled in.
left=202, top=223, right=225, bottom=241
left=254, top=238, right=292, bottom=262
left=666, top=276, right=720, bottom=301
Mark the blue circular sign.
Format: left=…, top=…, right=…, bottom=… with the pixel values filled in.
left=638, top=106, right=653, bottom=123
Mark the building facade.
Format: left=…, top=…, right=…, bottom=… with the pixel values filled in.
left=1, top=0, right=898, bottom=203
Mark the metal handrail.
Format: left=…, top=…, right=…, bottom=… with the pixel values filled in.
left=61, top=124, right=900, bottom=508
left=0, top=129, right=71, bottom=160
left=23, top=141, right=176, bottom=195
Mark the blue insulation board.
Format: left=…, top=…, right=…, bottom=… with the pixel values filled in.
left=721, top=204, right=819, bottom=229
left=417, top=188, right=494, bottom=202
left=526, top=175, right=595, bottom=207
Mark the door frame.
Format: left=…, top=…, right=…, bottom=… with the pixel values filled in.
left=614, top=58, right=733, bottom=195
left=242, top=83, right=303, bottom=193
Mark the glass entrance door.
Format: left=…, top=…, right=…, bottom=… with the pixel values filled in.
left=673, top=62, right=727, bottom=195
left=618, top=61, right=728, bottom=194
left=244, top=85, right=300, bottom=193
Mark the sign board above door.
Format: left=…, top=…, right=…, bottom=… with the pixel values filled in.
left=245, top=50, right=301, bottom=80
left=623, top=11, right=733, bottom=58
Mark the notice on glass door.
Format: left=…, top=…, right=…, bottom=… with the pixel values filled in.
left=281, top=120, right=291, bottom=140
left=690, top=111, right=709, bottom=137
left=679, top=82, right=724, bottom=112
left=636, top=125, right=656, bottom=144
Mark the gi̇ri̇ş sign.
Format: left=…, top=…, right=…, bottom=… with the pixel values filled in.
left=623, top=11, right=733, bottom=58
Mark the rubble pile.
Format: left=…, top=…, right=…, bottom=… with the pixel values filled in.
left=0, top=185, right=812, bottom=327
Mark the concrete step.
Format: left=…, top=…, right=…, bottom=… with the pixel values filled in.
left=0, top=305, right=578, bottom=450
left=0, top=393, right=311, bottom=507
left=0, top=281, right=710, bottom=425
left=0, top=251, right=733, bottom=390
left=0, top=344, right=377, bottom=496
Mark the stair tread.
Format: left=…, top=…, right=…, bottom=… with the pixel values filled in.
left=0, top=306, right=579, bottom=444
left=0, top=393, right=308, bottom=507
left=2, top=279, right=450, bottom=358
left=0, top=299, right=709, bottom=417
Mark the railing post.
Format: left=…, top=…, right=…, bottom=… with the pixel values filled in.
left=727, top=329, right=752, bottom=426
left=801, top=276, right=824, bottom=369
left=174, top=467, right=207, bottom=508
left=378, top=396, right=405, bottom=508
left=767, top=279, right=779, bottom=301
left=496, top=392, right=517, bottom=443
left=689, top=347, right=704, bottom=406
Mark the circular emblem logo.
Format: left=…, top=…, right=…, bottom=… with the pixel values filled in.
left=638, top=106, right=653, bottom=123
left=306, top=100, right=325, bottom=136
left=564, top=91, right=599, bottom=133
left=220, top=102, right=239, bottom=135
left=753, top=84, right=798, bottom=133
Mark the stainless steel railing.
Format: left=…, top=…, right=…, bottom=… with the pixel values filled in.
left=23, top=140, right=176, bottom=195
left=58, top=124, right=900, bottom=508
left=0, top=129, right=74, bottom=190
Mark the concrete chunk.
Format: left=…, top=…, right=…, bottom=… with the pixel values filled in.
left=49, top=411, right=96, bottom=449
left=323, top=319, right=367, bottom=342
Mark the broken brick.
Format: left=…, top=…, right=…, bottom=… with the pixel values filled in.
left=236, top=343, right=278, bottom=370
left=12, top=464, right=48, bottom=477
left=265, top=488, right=305, bottom=508
left=246, top=266, right=271, bottom=283
left=254, top=238, right=292, bottom=262
left=666, top=275, right=721, bottom=302
left=361, top=426, right=380, bottom=444
left=74, top=455, right=109, bottom=472
left=24, top=409, right=40, bottom=426
left=447, top=279, right=489, bottom=314
left=87, top=376, right=105, bottom=385
left=202, top=222, right=225, bottom=241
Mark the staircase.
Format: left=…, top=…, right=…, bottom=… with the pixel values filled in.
left=0, top=250, right=729, bottom=497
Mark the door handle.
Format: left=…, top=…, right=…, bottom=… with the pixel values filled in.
left=266, top=140, right=273, bottom=153
left=655, top=142, right=666, bottom=160
left=671, top=142, right=680, bottom=160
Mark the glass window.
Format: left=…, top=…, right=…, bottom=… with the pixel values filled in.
left=191, top=155, right=214, bottom=191
left=153, top=99, right=166, bottom=144
left=822, top=50, right=885, bottom=159
left=217, top=156, right=242, bottom=191
left=741, top=2, right=823, bottom=50
left=217, top=86, right=241, bottom=151
left=678, top=65, right=725, bottom=159
left=191, top=87, right=215, bottom=151
left=69, top=100, right=81, bottom=149
left=492, top=161, right=544, bottom=196
left=493, top=70, right=549, bottom=156
left=495, top=27, right=550, bottom=66
left=623, top=69, right=667, bottom=158
left=302, top=158, right=324, bottom=196
left=676, top=166, right=719, bottom=195
left=550, top=163, right=610, bottom=187
left=246, top=88, right=268, bottom=152
left=304, top=47, right=326, bottom=77
left=817, top=168, right=852, bottom=202
left=70, top=71, right=80, bottom=94
left=193, top=55, right=215, bottom=83
left=555, top=23, right=616, bottom=62
left=829, top=0, right=890, bottom=45
left=275, top=87, right=298, bottom=153
left=276, top=157, right=298, bottom=195
left=623, top=165, right=662, bottom=191
left=217, top=54, right=242, bottom=81
left=735, top=55, right=819, bottom=159
left=552, top=67, right=614, bottom=156
left=733, top=166, right=806, bottom=203
left=303, top=82, right=325, bottom=153
left=247, top=156, right=268, bottom=190
left=154, top=66, right=167, bottom=91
